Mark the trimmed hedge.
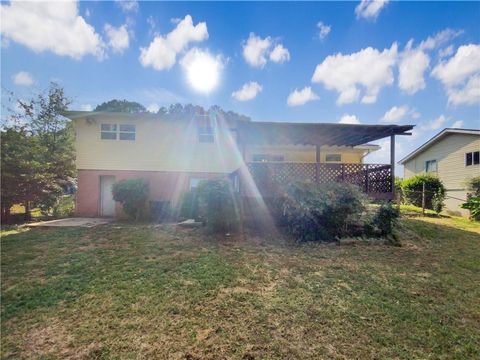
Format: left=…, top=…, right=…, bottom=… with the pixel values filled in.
left=112, top=179, right=149, bottom=221
left=400, top=173, right=445, bottom=210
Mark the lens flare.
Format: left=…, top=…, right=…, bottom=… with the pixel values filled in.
left=181, top=48, right=222, bottom=94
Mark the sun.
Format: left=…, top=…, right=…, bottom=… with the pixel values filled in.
left=181, top=49, right=222, bottom=94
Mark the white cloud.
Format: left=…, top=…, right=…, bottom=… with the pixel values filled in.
left=242, top=33, right=272, bottom=68
left=242, top=33, right=289, bottom=68
left=287, top=87, right=319, bottom=106
left=439, top=45, right=454, bottom=59
left=451, top=120, right=464, bottom=128
left=432, top=44, right=480, bottom=106
left=423, top=115, right=446, bottom=130
left=355, top=0, right=389, bottom=20
left=147, top=103, right=160, bottom=113
left=80, top=104, right=93, bottom=111
left=317, top=22, right=331, bottom=40
left=380, top=105, right=420, bottom=123
left=419, top=28, right=463, bottom=51
left=12, top=71, right=33, bottom=86
left=115, top=0, right=139, bottom=13
left=312, top=43, right=397, bottom=104
left=398, top=41, right=430, bottom=94
left=0, top=1, right=104, bottom=59
left=270, top=44, right=290, bottom=63
left=139, top=15, right=208, bottom=71
left=105, top=24, right=129, bottom=53
left=339, top=114, right=361, bottom=124
left=232, top=82, right=263, bottom=101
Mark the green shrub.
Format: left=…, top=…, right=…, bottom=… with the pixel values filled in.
left=465, top=176, right=480, bottom=197
left=196, top=179, right=240, bottom=233
left=52, top=195, right=75, bottom=218
left=112, top=179, right=149, bottom=221
left=280, top=182, right=368, bottom=242
left=371, top=202, right=400, bottom=236
left=431, top=190, right=445, bottom=215
left=179, top=189, right=200, bottom=220
left=461, top=197, right=480, bottom=221
left=400, top=174, right=446, bottom=210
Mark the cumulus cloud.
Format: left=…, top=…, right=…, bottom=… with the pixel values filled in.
left=242, top=33, right=289, bottom=68
left=439, top=45, right=454, bottom=59
left=432, top=44, right=480, bottom=106
left=317, top=22, right=331, bottom=40
left=355, top=0, right=389, bottom=20
left=423, top=115, right=446, bottom=130
left=232, top=82, right=263, bottom=101
left=312, top=43, right=397, bottom=104
left=270, top=44, right=290, bottom=63
left=287, top=87, right=319, bottom=106
left=339, top=114, right=361, bottom=124
left=380, top=105, right=420, bottom=123
left=139, top=15, right=208, bottom=71
left=115, top=0, right=139, bottom=13
left=451, top=120, right=464, bottom=128
left=105, top=24, right=129, bottom=53
left=12, top=71, right=33, bottom=86
left=0, top=1, right=104, bottom=59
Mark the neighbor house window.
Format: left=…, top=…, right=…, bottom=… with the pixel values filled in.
left=198, top=126, right=214, bottom=143
left=119, top=124, right=135, bottom=140
left=466, top=151, right=479, bottom=166
left=325, top=154, right=342, bottom=162
left=425, top=159, right=438, bottom=172
left=252, top=154, right=285, bottom=162
left=100, top=124, right=135, bottom=141
left=100, top=124, right=117, bottom=140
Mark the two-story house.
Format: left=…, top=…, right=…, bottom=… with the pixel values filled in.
left=65, top=111, right=413, bottom=217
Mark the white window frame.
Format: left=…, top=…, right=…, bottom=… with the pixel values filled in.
left=325, top=154, right=342, bottom=163
left=100, top=123, right=135, bottom=141
left=100, top=124, right=117, bottom=140
left=425, top=159, right=438, bottom=173
left=465, top=151, right=480, bottom=166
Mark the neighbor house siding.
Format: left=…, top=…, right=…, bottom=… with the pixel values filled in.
left=403, top=133, right=480, bottom=216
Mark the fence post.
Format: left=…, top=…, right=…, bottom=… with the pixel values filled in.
left=422, top=182, right=426, bottom=216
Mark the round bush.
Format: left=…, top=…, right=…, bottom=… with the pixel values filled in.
left=400, top=174, right=445, bottom=210
left=112, top=179, right=149, bottom=221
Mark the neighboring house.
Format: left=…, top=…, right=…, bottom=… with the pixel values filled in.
left=65, top=111, right=413, bottom=217
left=399, top=128, right=480, bottom=216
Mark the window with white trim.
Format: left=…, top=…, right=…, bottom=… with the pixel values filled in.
left=466, top=151, right=479, bottom=166
left=198, top=126, right=215, bottom=143
left=425, top=159, right=438, bottom=172
left=100, top=124, right=135, bottom=141
left=325, top=154, right=342, bottom=162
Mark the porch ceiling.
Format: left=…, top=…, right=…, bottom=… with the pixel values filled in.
left=238, top=122, right=414, bottom=147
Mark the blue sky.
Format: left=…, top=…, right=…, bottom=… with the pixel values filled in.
left=1, top=0, right=479, bottom=168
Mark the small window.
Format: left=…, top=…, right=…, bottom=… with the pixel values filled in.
left=325, top=154, right=342, bottom=162
left=198, top=126, right=214, bottom=143
left=466, top=151, right=480, bottom=166
left=425, top=159, right=438, bottom=172
left=252, top=154, right=285, bottom=162
left=101, top=124, right=117, bottom=140
left=119, top=124, right=135, bottom=140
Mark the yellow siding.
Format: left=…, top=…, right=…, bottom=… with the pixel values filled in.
left=245, top=145, right=365, bottom=163
left=403, top=133, right=480, bottom=216
left=75, top=114, right=243, bottom=173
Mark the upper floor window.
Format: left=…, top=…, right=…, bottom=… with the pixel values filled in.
left=425, top=159, right=437, bottom=172
left=466, top=151, right=480, bottom=166
left=198, top=126, right=214, bottom=143
left=325, top=154, right=342, bottom=162
left=100, top=124, right=135, bottom=141
left=252, top=154, right=285, bottom=162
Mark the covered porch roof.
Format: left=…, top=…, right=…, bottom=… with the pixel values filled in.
left=237, top=122, right=414, bottom=147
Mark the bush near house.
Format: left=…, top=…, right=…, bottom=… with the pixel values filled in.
left=465, top=176, right=480, bottom=197
left=196, top=179, right=240, bottom=233
left=461, top=197, right=480, bottom=221
left=179, top=189, right=200, bottom=221
left=112, top=179, right=150, bottom=221
left=400, top=174, right=446, bottom=210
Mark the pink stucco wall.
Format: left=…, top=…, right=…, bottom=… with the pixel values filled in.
left=76, top=169, right=226, bottom=217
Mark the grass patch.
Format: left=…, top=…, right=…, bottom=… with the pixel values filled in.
left=1, top=215, right=479, bottom=359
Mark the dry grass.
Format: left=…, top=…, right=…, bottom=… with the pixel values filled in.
left=1, top=215, right=479, bottom=359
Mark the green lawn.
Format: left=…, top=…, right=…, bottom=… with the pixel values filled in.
left=1, top=214, right=479, bottom=359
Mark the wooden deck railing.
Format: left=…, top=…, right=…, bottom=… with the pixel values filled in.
left=246, top=162, right=393, bottom=198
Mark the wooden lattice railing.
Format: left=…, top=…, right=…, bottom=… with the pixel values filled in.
left=246, top=162, right=393, bottom=198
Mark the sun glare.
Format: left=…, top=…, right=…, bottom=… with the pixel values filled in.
left=181, top=49, right=222, bottom=94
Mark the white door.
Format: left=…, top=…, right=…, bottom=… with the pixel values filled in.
left=100, top=176, right=115, bottom=217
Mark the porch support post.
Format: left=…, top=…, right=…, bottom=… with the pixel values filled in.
left=315, top=144, right=321, bottom=183
left=390, top=135, right=395, bottom=198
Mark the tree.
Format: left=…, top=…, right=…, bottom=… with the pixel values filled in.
left=1, top=83, right=76, bottom=220
left=94, top=99, right=146, bottom=113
